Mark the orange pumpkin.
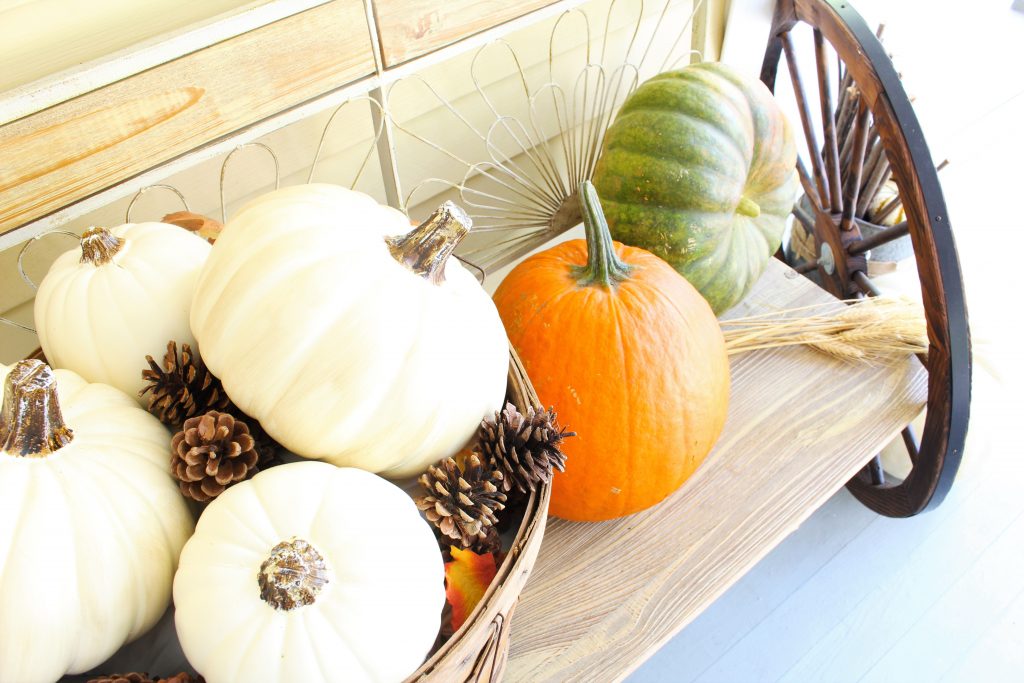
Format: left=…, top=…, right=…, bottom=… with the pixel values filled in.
left=492, top=182, right=730, bottom=521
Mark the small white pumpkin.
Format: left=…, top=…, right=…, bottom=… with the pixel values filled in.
left=34, top=222, right=212, bottom=402
left=0, top=360, right=195, bottom=683
left=173, top=461, right=445, bottom=683
left=190, top=184, right=508, bottom=477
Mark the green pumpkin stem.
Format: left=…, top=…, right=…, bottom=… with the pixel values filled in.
left=387, top=201, right=471, bottom=286
left=80, top=227, right=125, bottom=265
left=737, top=196, right=761, bottom=218
left=0, top=359, right=74, bottom=457
left=574, top=181, right=633, bottom=288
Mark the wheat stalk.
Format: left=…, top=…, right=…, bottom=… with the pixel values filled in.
left=720, top=297, right=928, bottom=364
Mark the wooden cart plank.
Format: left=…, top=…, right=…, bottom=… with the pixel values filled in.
left=0, top=0, right=373, bottom=238
left=505, top=259, right=928, bottom=681
left=371, top=0, right=559, bottom=67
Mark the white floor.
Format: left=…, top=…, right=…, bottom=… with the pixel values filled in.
left=631, top=1, right=1024, bottom=681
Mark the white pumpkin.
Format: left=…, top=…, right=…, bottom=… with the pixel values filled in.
left=190, top=184, right=508, bottom=477
left=0, top=360, right=195, bottom=683
left=34, top=222, right=212, bottom=402
left=173, top=461, right=444, bottom=683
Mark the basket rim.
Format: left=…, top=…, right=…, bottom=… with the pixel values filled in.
left=408, top=345, right=551, bottom=680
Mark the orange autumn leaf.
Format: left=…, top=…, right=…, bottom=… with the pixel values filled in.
left=444, top=547, right=497, bottom=631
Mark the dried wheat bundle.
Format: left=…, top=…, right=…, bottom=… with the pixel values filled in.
left=720, top=297, right=928, bottom=364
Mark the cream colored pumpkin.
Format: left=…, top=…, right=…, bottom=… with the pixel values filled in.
left=173, top=461, right=444, bottom=683
left=190, top=184, right=508, bottom=477
left=0, top=360, right=195, bottom=683
left=34, top=222, right=211, bottom=402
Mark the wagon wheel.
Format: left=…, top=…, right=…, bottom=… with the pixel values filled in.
left=759, top=0, right=971, bottom=517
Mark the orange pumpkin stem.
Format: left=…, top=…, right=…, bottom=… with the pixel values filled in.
left=387, top=201, right=471, bottom=285
left=573, top=182, right=633, bottom=288
left=0, top=359, right=74, bottom=457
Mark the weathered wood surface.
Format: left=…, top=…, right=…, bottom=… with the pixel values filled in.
left=0, top=0, right=373, bottom=239
left=371, top=0, right=558, bottom=66
left=505, top=259, right=928, bottom=681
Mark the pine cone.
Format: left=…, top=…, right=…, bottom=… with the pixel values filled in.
left=479, top=403, right=574, bottom=495
left=471, top=525, right=503, bottom=557
left=171, top=411, right=259, bottom=502
left=140, top=341, right=231, bottom=428
left=87, top=674, right=204, bottom=683
left=416, top=454, right=506, bottom=549
left=247, top=418, right=284, bottom=471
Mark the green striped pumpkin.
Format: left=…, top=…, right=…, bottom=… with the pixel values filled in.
left=592, top=62, right=797, bottom=314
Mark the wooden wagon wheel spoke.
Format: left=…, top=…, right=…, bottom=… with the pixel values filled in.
left=872, top=193, right=904, bottom=223
left=857, top=143, right=890, bottom=215
left=762, top=0, right=971, bottom=517
left=795, top=157, right=833, bottom=226
left=902, top=424, right=920, bottom=464
left=792, top=203, right=817, bottom=234
left=866, top=456, right=885, bottom=486
left=840, top=100, right=871, bottom=233
left=851, top=268, right=880, bottom=297
left=848, top=220, right=908, bottom=254
left=813, top=29, right=843, bottom=212
left=781, top=31, right=831, bottom=209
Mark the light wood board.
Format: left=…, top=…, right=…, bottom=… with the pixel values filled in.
left=0, top=0, right=373, bottom=238
left=371, top=0, right=558, bottom=66
left=504, top=259, right=928, bottom=681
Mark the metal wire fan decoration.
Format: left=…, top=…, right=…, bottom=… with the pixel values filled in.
left=387, top=0, right=707, bottom=278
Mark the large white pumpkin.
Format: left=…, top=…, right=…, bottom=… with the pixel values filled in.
left=34, top=222, right=211, bottom=402
left=190, top=184, right=508, bottom=477
left=173, top=461, right=445, bottom=683
left=0, top=360, right=195, bottom=683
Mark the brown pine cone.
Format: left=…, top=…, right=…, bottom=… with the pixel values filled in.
left=478, top=403, right=574, bottom=495
left=416, top=453, right=506, bottom=549
left=171, top=411, right=258, bottom=502
left=246, top=417, right=284, bottom=471
left=88, top=674, right=204, bottom=683
left=471, top=525, right=503, bottom=557
left=140, top=341, right=231, bottom=428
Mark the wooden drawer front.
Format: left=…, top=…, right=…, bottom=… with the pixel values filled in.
left=372, top=0, right=559, bottom=66
left=0, top=0, right=373, bottom=238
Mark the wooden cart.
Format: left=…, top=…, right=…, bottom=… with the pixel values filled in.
left=0, top=0, right=970, bottom=680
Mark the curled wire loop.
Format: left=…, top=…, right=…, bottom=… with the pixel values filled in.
left=125, top=184, right=190, bottom=223
left=308, top=96, right=387, bottom=187
left=220, top=142, right=281, bottom=223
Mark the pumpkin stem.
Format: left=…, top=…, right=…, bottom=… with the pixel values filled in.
left=0, top=359, right=74, bottom=457
left=387, top=201, right=471, bottom=285
left=80, top=227, right=125, bottom=265
left=573, top=181, right=633, bottom=288
left=737, top=196, right=761, bottom=218
left=258, top=537, right=330, bottom=611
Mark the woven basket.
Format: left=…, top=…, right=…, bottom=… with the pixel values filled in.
left=410, top=345, right=550, bottom=682
left=22, top=344, right=549, bottom=682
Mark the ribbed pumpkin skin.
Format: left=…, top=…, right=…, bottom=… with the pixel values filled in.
left=592, top=62, right=797, bottom=314
left=0, top=364, right=194, bottom=683
left=492, top=240, right=730, bottom=521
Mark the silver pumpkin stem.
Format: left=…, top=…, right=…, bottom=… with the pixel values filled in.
left=0, top=359, right=74, bottom=457
left=387, top=201, right=472, bottom=285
